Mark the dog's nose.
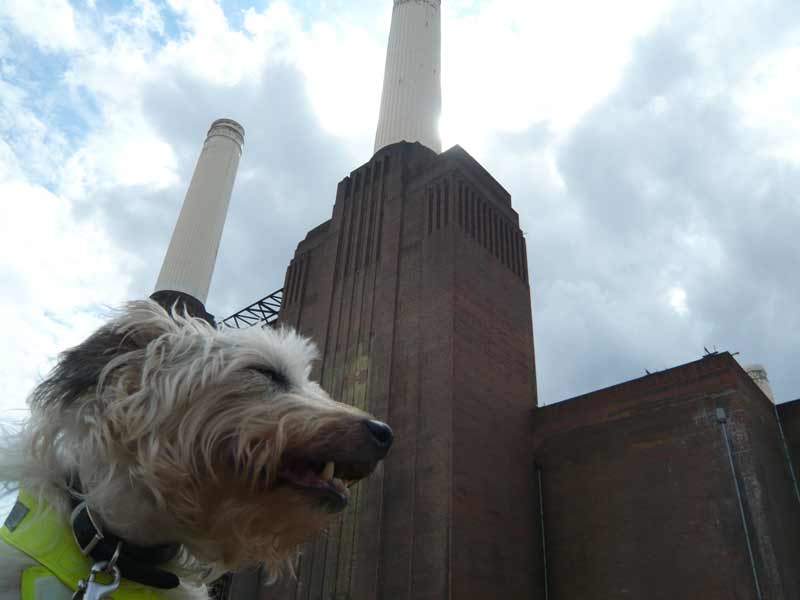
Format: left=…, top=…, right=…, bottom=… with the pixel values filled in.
left=363, top=419, right=393, bottom=452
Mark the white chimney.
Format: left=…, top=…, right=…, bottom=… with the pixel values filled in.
left=155, top=118, right=244, bottom=304
left=374, top=0, right=442, bottom=154
left=745, top=363, right=776, bottom=403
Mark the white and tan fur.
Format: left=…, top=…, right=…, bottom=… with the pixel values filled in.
left=0, top=300, right=389, bottom=600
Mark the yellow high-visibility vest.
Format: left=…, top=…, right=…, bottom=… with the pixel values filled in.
left=0, top=489, right=165, bottom=600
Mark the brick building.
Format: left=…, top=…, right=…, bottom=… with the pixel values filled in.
left=227, top=135, right=800, bottom=600
left=229, top=146, right=800, bottom=598
left=223, top=138, right=800, bottom=600
left=534, top=352, right=800, bottom=599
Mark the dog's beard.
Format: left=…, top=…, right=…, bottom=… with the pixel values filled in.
left=181, top=480, right=339, bottom=570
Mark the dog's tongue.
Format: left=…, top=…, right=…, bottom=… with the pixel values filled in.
left=278, top=461, right=348, bottom=495
left=279, top=466, right=325, bottom=488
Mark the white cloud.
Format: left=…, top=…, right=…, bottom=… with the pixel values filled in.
left=736, top=45, right=800, bottom=163
left=54, top=0, right=377, bottom=197
left=168, top=0, right=228, bottom=37
left=0, top=79, right=70, bottom=185
left=243, top=1, right=387, bottom=142
left=0, top=0, right=80, bottom=53
left=159, top=0, right=267, bottom=85
left=61, top=123, right=180, bottom=199
left=440, top=0, right=674, bottom=154
left=0, top=176, right=136, bottom=414
left=299, top=19, right=385, bottom=140
left=0, top=138, right=23, bottom=182
left=667, top=287, right=689, bottom=316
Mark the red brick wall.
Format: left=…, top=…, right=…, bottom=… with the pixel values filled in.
left=533, top=354, right=800, bottom=599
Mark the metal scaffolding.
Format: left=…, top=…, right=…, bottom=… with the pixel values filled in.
left=221, top=288, right=283, bottom=329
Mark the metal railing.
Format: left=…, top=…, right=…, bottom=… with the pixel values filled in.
left=221, top=288, right=283, bottom=329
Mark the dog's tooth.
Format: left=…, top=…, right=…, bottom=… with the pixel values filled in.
left=321, top=461, right=335, bottom=481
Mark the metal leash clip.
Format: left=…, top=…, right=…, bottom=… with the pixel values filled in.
left=72, top=561, right=121, bottom=600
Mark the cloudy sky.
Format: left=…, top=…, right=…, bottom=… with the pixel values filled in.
left=1, top=0, right=798, bottom=412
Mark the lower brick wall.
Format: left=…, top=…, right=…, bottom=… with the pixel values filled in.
left=533, top=354, right=800, bottom=599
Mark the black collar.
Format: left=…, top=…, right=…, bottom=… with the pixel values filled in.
left=67, top=484, right=182, bottom=590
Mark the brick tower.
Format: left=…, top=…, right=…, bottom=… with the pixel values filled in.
left=252, top=1, right=541, bottom=597
left=274, top=139, right=539, bottom=598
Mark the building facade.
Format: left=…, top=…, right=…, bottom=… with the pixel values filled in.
left=272, top=141, right=540, bottom=599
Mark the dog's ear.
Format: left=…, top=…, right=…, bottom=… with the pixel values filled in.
left=31, top=301, right=177, bottom=408
left=31, top=325, right=137, bottom=408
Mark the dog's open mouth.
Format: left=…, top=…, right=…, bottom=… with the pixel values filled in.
left=275, top=456, right=377, bottom=512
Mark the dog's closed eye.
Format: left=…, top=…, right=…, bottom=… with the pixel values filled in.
left=251, top=367, right=290, bottom=388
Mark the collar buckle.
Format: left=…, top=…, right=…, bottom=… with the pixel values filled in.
left=66, top=487, right=182, bottom=590
left=70, top=501, right=104, bottom=556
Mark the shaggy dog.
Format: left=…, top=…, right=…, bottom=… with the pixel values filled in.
left=0, top=300, right=392, bottom=600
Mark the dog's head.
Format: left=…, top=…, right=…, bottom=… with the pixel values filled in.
left=26, top=300, right=392, bottom=570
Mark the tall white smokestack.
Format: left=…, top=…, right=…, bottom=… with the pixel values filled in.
left=745, top=363, right=776, bottom=403
left=154, top=118, right=244, bottom=309
left=374, top=0, right=442, bottom=154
